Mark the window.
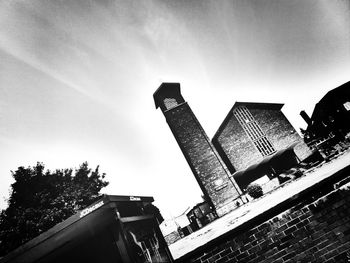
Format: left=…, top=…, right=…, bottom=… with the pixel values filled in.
left=233, top=106, right=275, bottom=156
left=163, top=98, right=178, bottom=110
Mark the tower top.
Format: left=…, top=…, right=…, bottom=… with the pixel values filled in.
left=153, top=83, right=185, bottom=112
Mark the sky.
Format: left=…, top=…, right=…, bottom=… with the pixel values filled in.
left=0, top=0, right=349, bottom=219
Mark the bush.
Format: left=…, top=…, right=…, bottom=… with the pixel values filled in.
left=246, top=183, right=263, bottom=199
left=277, top=173, right=292, bottom=184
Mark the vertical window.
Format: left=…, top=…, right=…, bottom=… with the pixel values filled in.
left=164, top=98, right=178, bottom=110
left=233, top=106, right=275, bottom=156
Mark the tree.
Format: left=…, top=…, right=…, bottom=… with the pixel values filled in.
left=0, top=162, right=108, bottom=256
left=246, top=183, right=263, bottom=199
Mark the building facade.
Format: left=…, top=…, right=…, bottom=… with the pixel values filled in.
left=212, top=102, right=311, bottom=174
left=153, top=83, right=243, bottom=216
left=154, top=84, right=313, bottom=215
left=160, top=212, right=192, bottom=245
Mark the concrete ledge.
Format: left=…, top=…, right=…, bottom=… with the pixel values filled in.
left=171, top=151, right=350, bottom=261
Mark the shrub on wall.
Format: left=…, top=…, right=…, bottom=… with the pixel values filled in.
left=246, top=183, right=263, bottom=199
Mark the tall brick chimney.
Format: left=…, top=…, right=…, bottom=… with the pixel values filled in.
left=153, top=83, right=243, bottom=216
left=300, top=110, right=312, bottom=126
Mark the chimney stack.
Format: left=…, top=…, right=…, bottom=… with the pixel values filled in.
left=300, top=110, right=312, bottom=126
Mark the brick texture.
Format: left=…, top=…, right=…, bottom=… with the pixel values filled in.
left=176, top=186, right=350, bottom=263
left=250, top=108, right=312, bottom=161
left=215, top=105, right=312, bottom=172
left=164, top=103, right=242, bottom=216
left=216, top=112, right=262, bottom=171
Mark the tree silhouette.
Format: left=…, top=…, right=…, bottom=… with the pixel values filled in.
left=0, top=162, right=108, bottom=256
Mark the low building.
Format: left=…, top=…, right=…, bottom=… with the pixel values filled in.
left=0, top=195, right=173, bottom=263
left=160, top=208, right=192, bottom=245
left=301, top=80, right=350, bottom=154
left=186, top=202, right=217, bottom=231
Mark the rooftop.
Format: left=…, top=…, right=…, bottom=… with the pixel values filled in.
left=212, top=101, right=284, bottom=141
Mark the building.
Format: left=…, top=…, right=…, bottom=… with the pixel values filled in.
left=160, top=208, right=192, bottom=245
left=301, top=80, right=350, bottom=153
left=153, top=83, right=243, bottom=217
left=212, top=102, right=312, bottom=190
left=186, top=201, right=217, bottom=231
left=0, top=195, right=173, bottom=263
left=154, top=83, right=312, bottom=216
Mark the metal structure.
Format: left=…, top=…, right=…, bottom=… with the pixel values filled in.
left=0, top=195, right=173, bottom=263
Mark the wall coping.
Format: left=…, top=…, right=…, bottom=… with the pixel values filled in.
left=171, top=150, right=350, bottom=261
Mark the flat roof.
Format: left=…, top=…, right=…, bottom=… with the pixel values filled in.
left=0, top=194, right=154, bottom=263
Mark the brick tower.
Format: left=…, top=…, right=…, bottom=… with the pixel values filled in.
left=153, top=83, right=242, bottom=216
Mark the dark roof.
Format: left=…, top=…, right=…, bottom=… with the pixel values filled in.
left=233, top=102, right=284, bottom=110
left=212, top=102, right=284, bottom=141
left=0, top=194, right=154, bottom=263
left=153, top=82, right=181, bottom=109
left=309, top=81, right=350, bottom=124
left=231, top=143, right=298, bottom=189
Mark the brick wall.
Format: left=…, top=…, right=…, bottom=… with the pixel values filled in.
left=216, top=113, right=262, bottom=171
left=250, top=108, right=312, bottom=161
left=176, top=174, right=350, bottom=263
left=214, top=106, right=312, bottom=174
left=164, top=103, right=242, bottom=216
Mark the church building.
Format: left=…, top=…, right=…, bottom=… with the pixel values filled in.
left=212, top=102, right=312, bottom=190
left=154, top=83, right=311, bottom=216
